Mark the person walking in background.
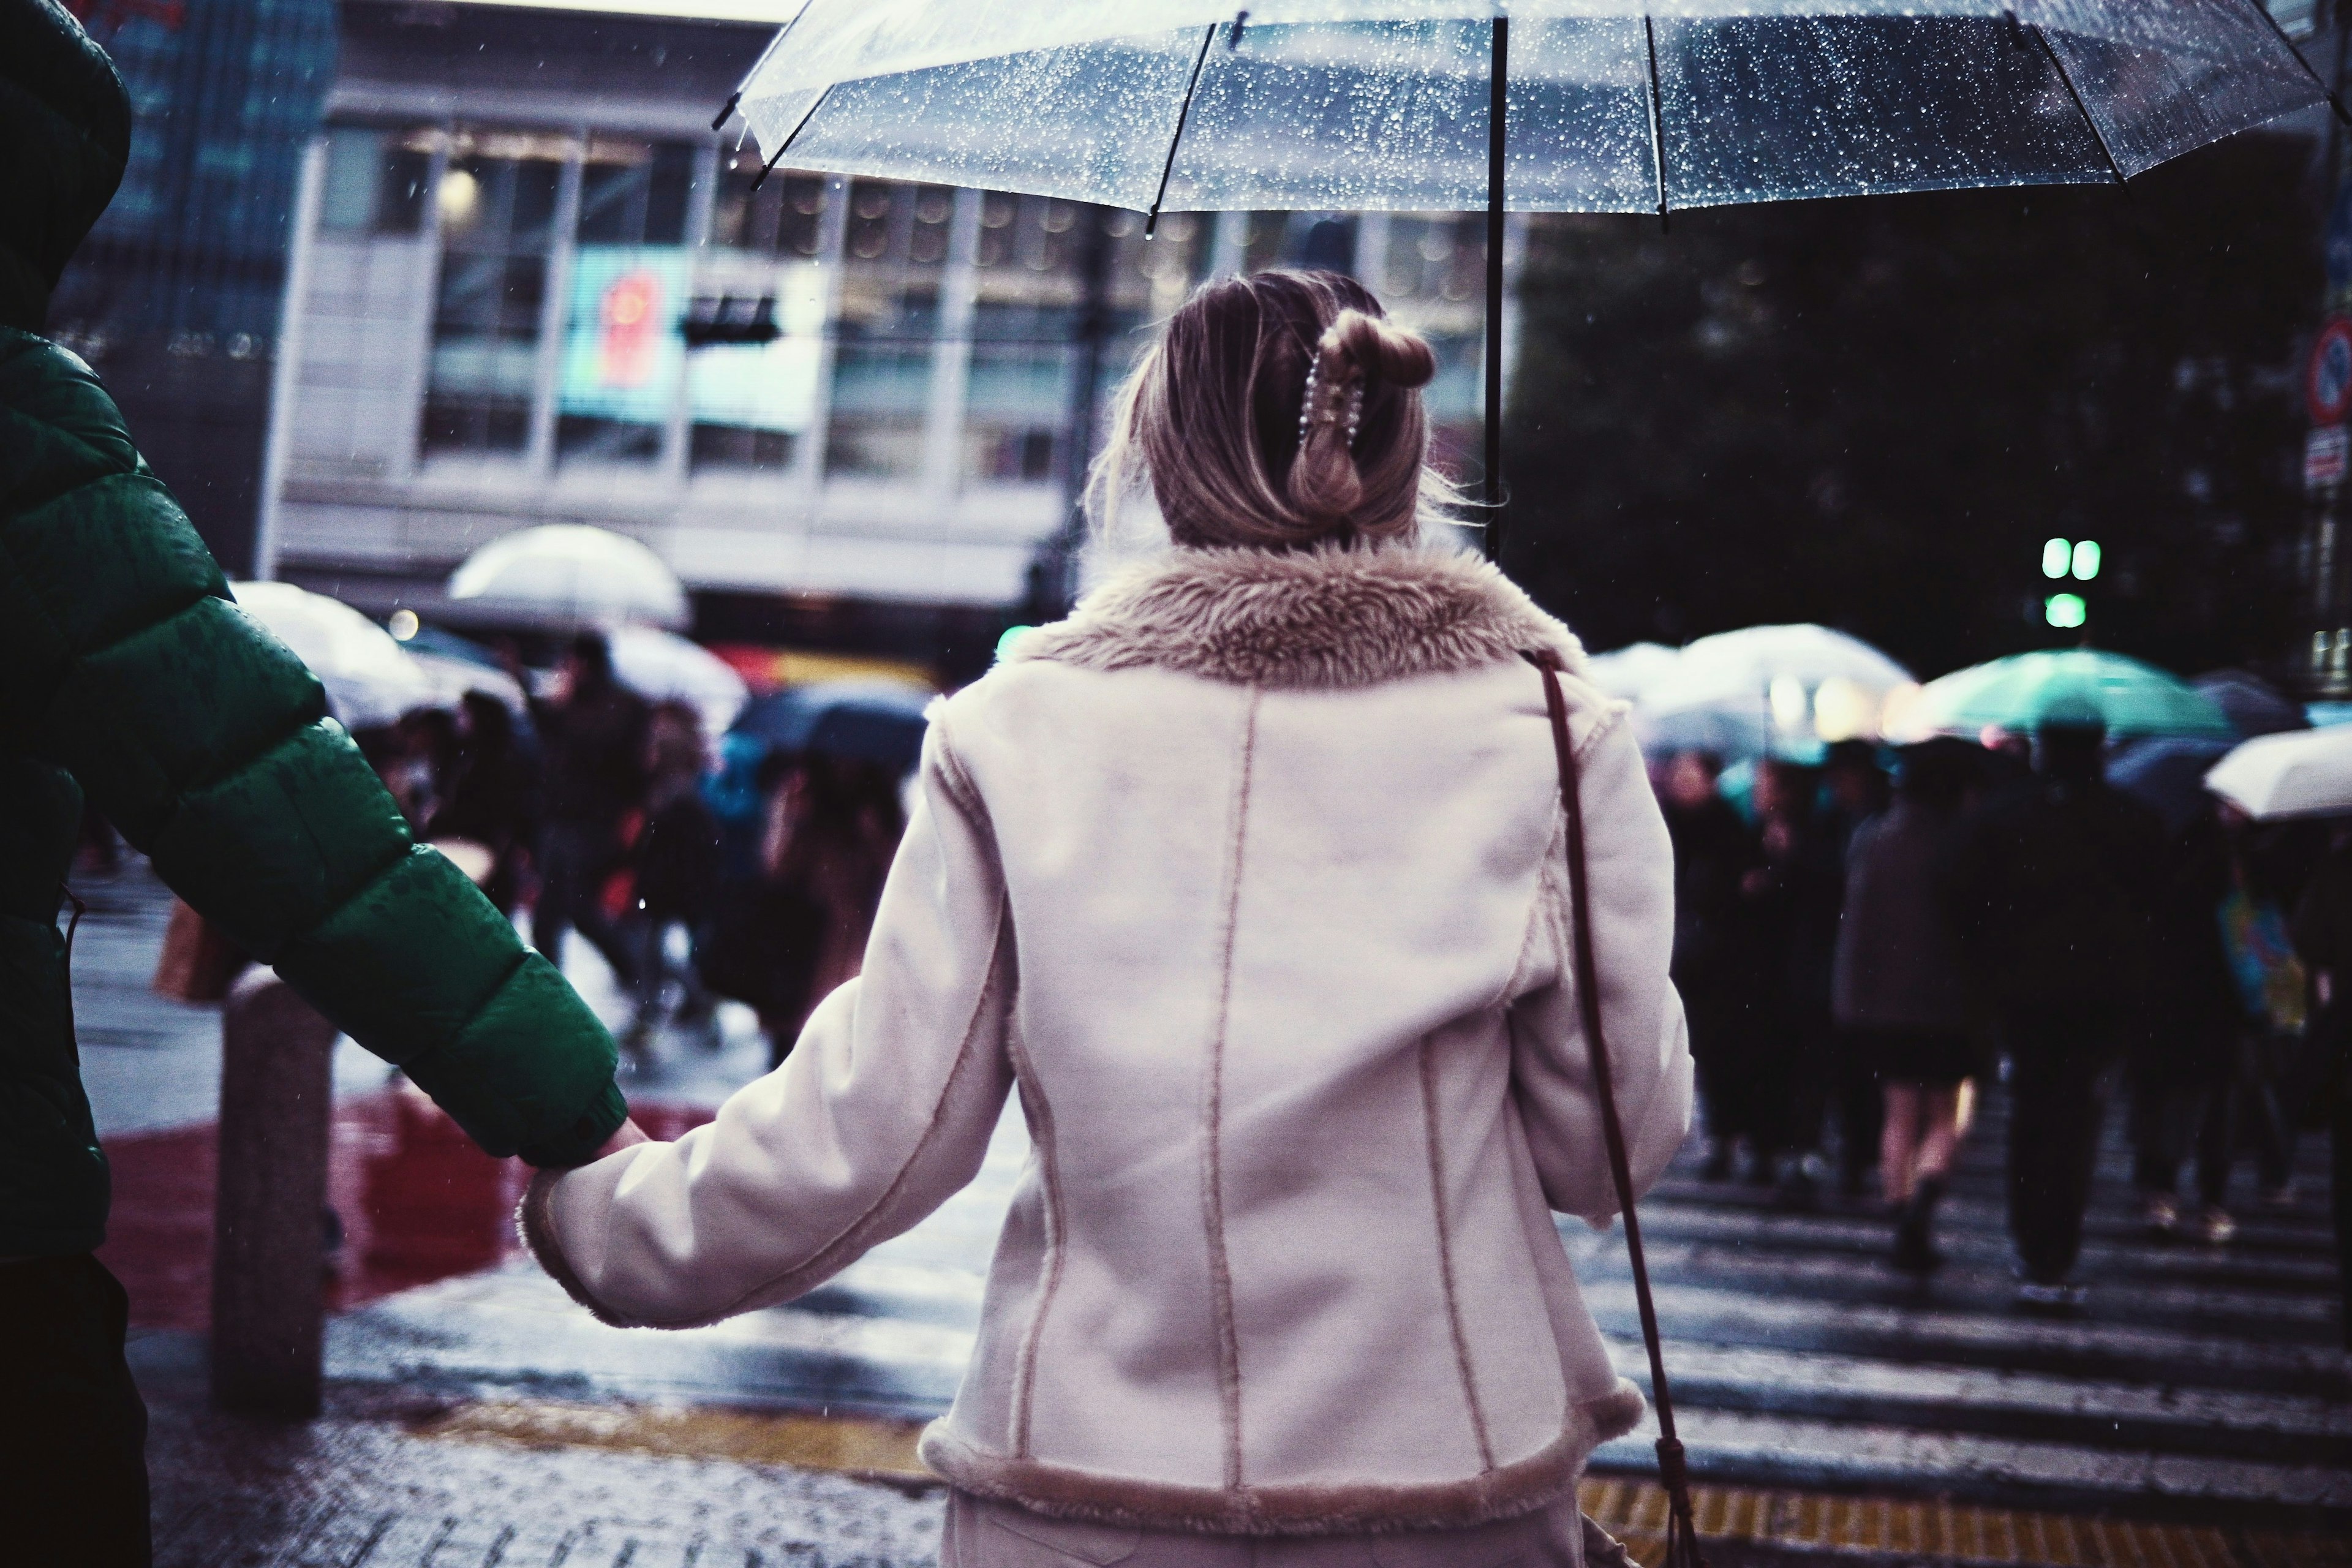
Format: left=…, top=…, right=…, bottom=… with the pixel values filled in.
left=2134, top=801, right=2305, bottom=1245
left=1819, top=740, right=1893, bottom=1195
left=760, top=752, right=907, bottom=1060
left=1658, top=750, right=1770, bottom=1182
left=1834, top=737, right=1983, bottom=1273
left=522, top=269, right=1691, bottom=1568
left=625, top=700, right=723, bottom=1054
left=425, top=690, right=540, bottom=916
left=2291, top=824, right=2352, bottom=1347
left=530, top=630, right=650, bottom=990
left=1749, top=754, right=1845, bottom=1205
left=0, top=8, right=644, bottom=1558
left=1950, top=709, right=2166, bottom=1313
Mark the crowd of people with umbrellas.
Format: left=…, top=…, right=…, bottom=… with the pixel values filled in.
left=1607, top=627, right=2352, bottom=1320
left=157, top=532, right=934, bottom=1077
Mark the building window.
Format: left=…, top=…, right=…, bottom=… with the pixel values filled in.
left=319, top=126, right=428, bottom=236
left=693, top=150, right=829, bottom=473
left=960, top=196, right=1200, bottom=487
left=826, top=179, right=953, bottom=480
left=710, top=152, right=827, bottom=259
left=557, top=138, right=695, bottom=467
left=421, top=130, right=565, bottom=458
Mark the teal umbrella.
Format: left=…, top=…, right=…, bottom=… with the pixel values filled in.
left=1904, top=649, right=2233, bottom=741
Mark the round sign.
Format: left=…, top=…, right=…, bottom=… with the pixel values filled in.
left=2311, top=318, right=2352, bottom=426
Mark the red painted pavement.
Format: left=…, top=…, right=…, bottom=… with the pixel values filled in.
left=100, top=1090, right=715, bottom=1332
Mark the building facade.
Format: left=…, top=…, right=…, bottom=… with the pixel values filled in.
left=50, top=0, right=338, bottom=575
left=265, top=0, right=1498, bottom=673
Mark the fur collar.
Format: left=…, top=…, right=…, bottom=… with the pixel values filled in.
left=1009, top=543, right=1586, bottom=690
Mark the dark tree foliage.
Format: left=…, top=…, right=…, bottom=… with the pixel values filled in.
left=1499, top=133, right=2321, bottom=682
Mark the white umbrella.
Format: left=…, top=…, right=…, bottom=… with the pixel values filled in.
left=447, top=525, right=689, bottom=630
left=1585, top=641, right=1681, bottom=703
left=2205, top=728, right=2352, bottom=821
left=606, top=625, right=752, bottom=739
left=230, top=581, right=440, bottom=731
left=1636, top=624, right=1911, bottom=757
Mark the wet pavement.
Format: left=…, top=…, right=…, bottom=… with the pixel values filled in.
left=69, top=856, right=2352, bottom=1564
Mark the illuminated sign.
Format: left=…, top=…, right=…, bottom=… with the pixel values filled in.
left=559, top=249, right=824, bottom=434
left=560, top=247, right=689, bottom=423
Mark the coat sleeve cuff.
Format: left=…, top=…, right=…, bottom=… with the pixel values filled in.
left=515, top=1079, right=628, bottom=1169
left=517, top=1166, right=632, bottom=1327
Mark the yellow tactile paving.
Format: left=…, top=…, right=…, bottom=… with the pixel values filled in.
left=412, top=1401, right=2349, bottom=1568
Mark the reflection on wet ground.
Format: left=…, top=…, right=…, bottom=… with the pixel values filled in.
left=101, top=1090, right=717, bottom=1331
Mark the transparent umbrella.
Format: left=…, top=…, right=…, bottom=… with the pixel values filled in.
left=726, top=0, right=2332, bottom=535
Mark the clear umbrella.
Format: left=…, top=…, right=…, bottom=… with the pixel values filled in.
left=1634, top=622, right=1912, bottom=758
left=447, top=525, right=690, bottom=630
left=606, top=625, right=752, bottom=739
left=230, top=581, right=440, bottom=732
left=727, top=0, right=2331, bottom=535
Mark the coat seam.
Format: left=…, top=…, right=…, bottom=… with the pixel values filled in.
left=1201, top=686, right=1260, bottom=1491
left=1494, top=810, right=1568, bottom=1013
left=1418, top=1035, right=1497, bottom=1473
left=1005, top=1026, right=1066, bottom=1461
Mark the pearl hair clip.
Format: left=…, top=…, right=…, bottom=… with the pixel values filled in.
left=1299, top=356, right=1365, bottom=450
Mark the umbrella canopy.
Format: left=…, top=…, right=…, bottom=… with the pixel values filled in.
left=734, top=3, right=2322, bottom=218
left=1585, top=641, right=1681, bottom=702
left=729, top=1, right=2321, bottom=554
left=606, top=625, right=752, bottom=738
left=2192, top=669, right=2309, bottom=738
left=447, top=526, right=689, bottom=631
left=2106, top=736, right=2234, bottom=836
left=230, top=581, right=439, bottom=731
left=1635, top=623, right=1910, bottom=758
left=733, top=680, right=933, bottom=774
left=2206, top=727, right=2352, bottom=821
left=1905, top=649, right=2232, bottom=741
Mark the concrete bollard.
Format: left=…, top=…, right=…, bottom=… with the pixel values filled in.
left=210, top=969, right=336, bottom=1416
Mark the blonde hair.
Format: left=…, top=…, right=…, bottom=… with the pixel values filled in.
left=1088, top=269, right=1449, bottom=549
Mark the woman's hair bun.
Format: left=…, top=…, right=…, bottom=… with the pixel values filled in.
left=1324, top=309, right=1437, bottom=391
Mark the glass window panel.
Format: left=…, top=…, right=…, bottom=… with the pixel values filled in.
left=422, top=132, right=565, bottom=459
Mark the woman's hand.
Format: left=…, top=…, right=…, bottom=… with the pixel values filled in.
left=591, top=1118, right=654, bottom=1160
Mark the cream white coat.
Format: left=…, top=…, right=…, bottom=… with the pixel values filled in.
left=523, top=543, right=1694, bottom=1536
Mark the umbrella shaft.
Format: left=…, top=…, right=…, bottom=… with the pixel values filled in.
left=1483, top=16, right=1507, bottom=553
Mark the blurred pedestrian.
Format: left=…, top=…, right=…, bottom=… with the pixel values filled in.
left=1950, top=710, right=2166, bottom=1313
left=1834, top=737, right=1982, bottom=1272
left=386, top=707, right=458, bottom=830
left=2134, top=803, right=2301, bottom=1244
left=760, top=752, right=906, bottom=1063
left=1658, top=750, right=1770, bottom=1182
left=530, top=631, right=649, bottom=989
left=424, top=690, right=538, bottom=916
left=625, top=701, right=723, bottom=1054
left=0, top=9, right=642, bottom=1559
left=1749, top=755, right=1845, bottom=1205
left=2290, top=824, right=2352, bottom=1348
left=1818, top=741, right=1892, bottom=1194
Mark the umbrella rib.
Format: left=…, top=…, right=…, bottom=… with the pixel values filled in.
left=2030, top=26, right=2126, bottom=187
left=750, top=82, right=836, bottom=193
left=714, top=0, right=813, bottom=130
left=2234, top=0, right=2352, bottom=128
left=1642, top=14, right=1669, bottom=230
left=1146, top=23, right=1222, bottom=239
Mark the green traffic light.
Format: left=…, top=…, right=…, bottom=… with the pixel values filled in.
left=2045, top=593, right=2087, bottom=629
left=2041, top=538, right=2071, bottom=579
left=2071, top=540, right=2100, bottom=581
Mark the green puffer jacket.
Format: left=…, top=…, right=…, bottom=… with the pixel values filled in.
left=1, top=0, right=624, bottom=1257
left=0, top=326, right=628, bottom=1255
